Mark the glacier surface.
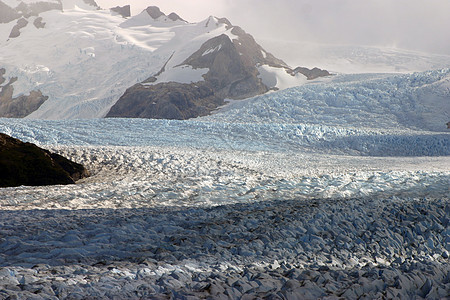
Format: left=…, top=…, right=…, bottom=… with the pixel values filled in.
left=0, top=67, right=449, bottom=298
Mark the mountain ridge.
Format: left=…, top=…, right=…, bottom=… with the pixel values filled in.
left=0, top=2, right=328, bottom=119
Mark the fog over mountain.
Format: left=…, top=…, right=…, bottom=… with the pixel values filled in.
left=97, top=0, right=450, bottom=57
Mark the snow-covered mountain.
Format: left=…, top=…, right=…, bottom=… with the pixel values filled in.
left=0, top=0, right=319, bottom=119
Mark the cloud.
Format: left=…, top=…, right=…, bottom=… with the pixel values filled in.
left=222, top=0, right=450, bottom=54
left=96, top=0, right=450, bottom=55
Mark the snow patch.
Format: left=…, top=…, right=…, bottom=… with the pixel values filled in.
left=258, top=65, right=307, bottom=90
left=202, top=44, right=222, bottom=56
left=144, top=65, right=208, bottom=85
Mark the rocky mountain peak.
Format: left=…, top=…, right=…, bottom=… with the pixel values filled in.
left=145, top=6, right=165, bottom=19
left=143, top=6, right=186, bottom=23
left=168, top=12, right=185, bottom=22
left=216, top=17, right=232, bottom=28
left=110, top=5, right=131, bottom=18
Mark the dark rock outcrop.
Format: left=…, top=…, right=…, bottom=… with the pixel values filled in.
left=135, top=6, right=186, bottom=23
left=293, top=67, right=331, bottom=80
left=167, top=12, right=185, bottom=22
left=107, top=81, right=221, bottom=120
left=110, top=5, right=131, bottom=18
left=0, top=133, right=89, bottom=188
left=9, top=18, right=28, bottom=38
left=33, top=16, right=45, bottom=28
left=0, top=69, right=48, bottom=118
left=146, top=6, right=165, bottom=19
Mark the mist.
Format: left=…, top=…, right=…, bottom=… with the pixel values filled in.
left=97, top=0, right=450, bottom=57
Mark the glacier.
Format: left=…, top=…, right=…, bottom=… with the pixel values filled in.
left=1, top=32, right=450, bottom=300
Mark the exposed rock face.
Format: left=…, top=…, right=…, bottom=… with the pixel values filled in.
left=167, top=12, right=185, bottom=22
left=33, top=16, right=45, bottom=28
left=183, top=33, right=269, bottom=99
left=0, top=133, right=89, bottom=188
left=293, top=67, right=331, bottom=80
left=9, top=17, right=28, bottom=38
left=108, top=82, right=221, bottom=120
left=110, top=5, right=130, bottom=18
left=107, top=17, right=293, bottom=120
left=146, top=6, right=165, bottom=19
left=0, top=68, right=48, bottom=118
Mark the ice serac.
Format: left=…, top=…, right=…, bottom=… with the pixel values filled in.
left=107, top=17, right=310, bottom=120
left=0, top=133, right=89, bottom=188
left=0, top=68, right=48, bottom=118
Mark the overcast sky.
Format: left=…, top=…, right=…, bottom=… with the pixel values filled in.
left=96, top=0, right=450, bottom=56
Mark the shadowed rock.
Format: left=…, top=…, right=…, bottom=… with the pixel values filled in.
left=33, top=16, right=45, bottom=28
left=107, top=81, right=221, bottom=120
left=168, top=12, right=185, bottom=22
left=293, top=67, right=331, bottom=80
left=0, top=133, right=89, bottom=188
left=9, top=18, right=28, bottom=38
left=110, top=5, right=130, bottom=18
left=146, top=6, right=165, bottom=19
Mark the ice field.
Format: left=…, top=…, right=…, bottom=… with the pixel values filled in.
left=0, top=69, right=449, bottom=298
